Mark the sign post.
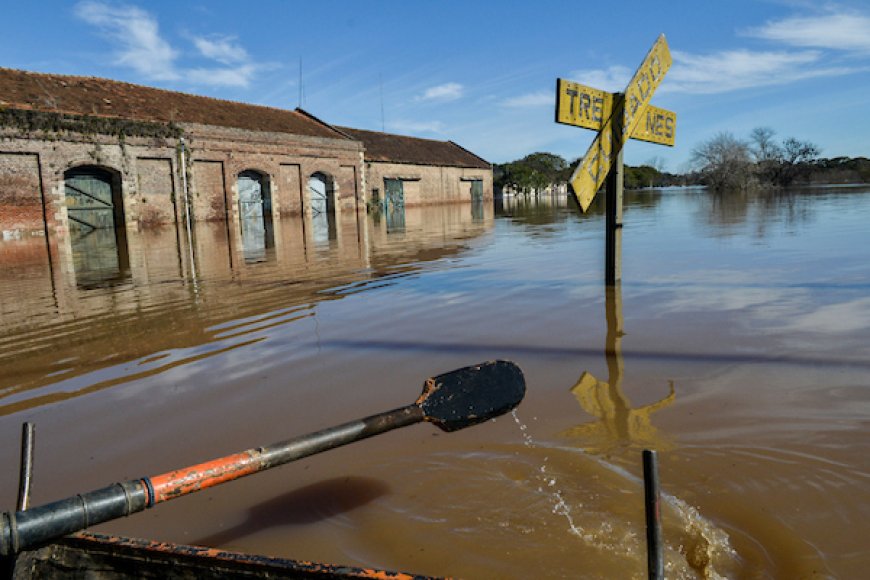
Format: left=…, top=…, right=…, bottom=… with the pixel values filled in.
left=556, top=34, right=676, bottom=283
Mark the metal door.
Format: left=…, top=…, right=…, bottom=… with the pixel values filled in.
left=65, top=169, right=117, bottom=231
left=470, top=180, right=484, bottom=220
left=384, top=178, right=405, bottom=232
left=64, top=168, right=129, bottom=287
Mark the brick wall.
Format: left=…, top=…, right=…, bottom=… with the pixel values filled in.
left=0, top=118, right=364, bottom=237
left=0, top=152, right=44, bottom=237
left=363, top=162, right=493, bottom=206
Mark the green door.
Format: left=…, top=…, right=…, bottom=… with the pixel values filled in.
left=64, top=167, right=129, bottom=287
left=471, top=179, right=484, bottom=220
left=384, top=178, right=405, bottom=232
left=65, top=168, right=119, bottom=231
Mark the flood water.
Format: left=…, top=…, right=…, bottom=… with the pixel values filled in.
left=1, top=186, right=868, bottom=578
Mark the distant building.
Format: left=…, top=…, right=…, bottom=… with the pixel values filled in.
left=336, top=127, right=492, bottom=212
left=0, top=68, right=492, bottom=245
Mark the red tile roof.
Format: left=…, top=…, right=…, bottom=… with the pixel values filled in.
left=336, top=126, right=490, bottom=169
left=0, top=68, right=347, bottom=140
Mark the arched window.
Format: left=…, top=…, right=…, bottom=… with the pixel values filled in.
left=307, top=172, right=336, bottom=243
left=237, top=170, right=274, bottom=263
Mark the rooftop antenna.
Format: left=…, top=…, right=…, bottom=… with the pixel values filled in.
left=379, top=73, right=385, bottom=132
left=298, top=58, right=303, bottom=108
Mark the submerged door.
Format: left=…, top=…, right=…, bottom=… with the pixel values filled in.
left=470, top=179, right=484, bottom=221
left=238, top=171, right=275, bottom=262
left=384, top=178, right=405, bottom=233
left=308, top=173, right=336, bottom=244
left=64, top=167, right=129, bottom=287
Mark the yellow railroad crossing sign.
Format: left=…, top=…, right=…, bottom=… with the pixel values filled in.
left=557, top=34, right=674, bottom=211
left=556, top=80, right=675, bottom=146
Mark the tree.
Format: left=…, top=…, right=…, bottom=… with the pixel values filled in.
left=776, top=137, right=820, bottom=185
left=624, top=165, right=662, bottom=189
left=691, top=132, right=754, bottom=191
left=494, top=152, right=568, bottom=194
left=749, top=127, right=783, bottom=184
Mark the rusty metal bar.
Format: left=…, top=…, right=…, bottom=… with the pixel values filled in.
left=0, top=361, right=525, bottom=557
left=643, top=449, right=664, bottom=580
left=16, top=423, right=35, bottom=512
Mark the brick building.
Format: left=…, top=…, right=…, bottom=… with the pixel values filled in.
left=0, top=68, right=492, bottom=247
left=336, top=127, right=492, bottom=211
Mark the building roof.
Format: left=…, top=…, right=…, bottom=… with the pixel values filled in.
left=0, top=68, right=348, bottom=140
left=336, top=126, right=490, bottom=169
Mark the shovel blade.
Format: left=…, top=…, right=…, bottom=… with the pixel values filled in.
left=418, top=360, right=526, bottom=432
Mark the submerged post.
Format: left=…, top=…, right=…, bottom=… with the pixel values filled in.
left=17, top=423, right=35, bottom=512
left=605, top=95, right=625, bottom=285
left=643, top=449, right=664, bottom=580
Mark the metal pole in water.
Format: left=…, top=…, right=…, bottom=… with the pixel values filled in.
left=643, top=449, right=664, bottom=580
left=16, top=423, right=35, bottom=512
left=605, top=94, right=624, bottom=286
left=179, top=138, right=198, bottom=288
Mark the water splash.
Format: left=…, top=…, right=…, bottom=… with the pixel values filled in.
left=511, top=410, right=738, bottom=578
left=512, top=409, right=584, bottom=537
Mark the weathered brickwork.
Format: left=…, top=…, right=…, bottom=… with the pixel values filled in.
left=136, top=157, right=177, bottom=226
left=0, top=152, right=43, bottom=237
left=365, top=162, right=493, bottom=206
left=278, top=164, right=303, bottom=214
left=0, top=121, right=364, bottom=234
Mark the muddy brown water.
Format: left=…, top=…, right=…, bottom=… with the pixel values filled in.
left=1, top=187, right=868, bottom=578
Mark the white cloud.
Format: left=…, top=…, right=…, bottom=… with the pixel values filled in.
left=567, top=65, right=632, bottom=92
left=75, top=2, right=265, bottom=89
left=417, top=82, right=463, bottom=102
left=747, top=10, right=870, bottom=53
left=193, top=36, right=249, bottom=65
left=74, top=1, right=179, bottom=81
left=664, top=49, right=856, bottom=94
left=387, top=119, right=445, bottom=134
left=187, top=64, right=257, bottom=88
left=502, top=91, right=552, bottom=108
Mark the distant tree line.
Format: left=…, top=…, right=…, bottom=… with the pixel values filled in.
left=494, top=152, right=685, bottom=194
left=691, top=127, right=827, bottom=191
left=495, top=132, right=867, bottom=196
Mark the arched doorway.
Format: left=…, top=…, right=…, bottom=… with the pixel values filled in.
left=237, top=170, right=274, bottom=263
left=307, top=172, right=336, bottom=243
left=64, top=166, right=130, bottom=287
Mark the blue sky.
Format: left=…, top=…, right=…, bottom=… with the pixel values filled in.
left=2, top=1, right=869, bottom=172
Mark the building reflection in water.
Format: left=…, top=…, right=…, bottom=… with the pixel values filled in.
left=0, top=203, right=495, bottom=415
left=564, top=283, right=675, bottom=453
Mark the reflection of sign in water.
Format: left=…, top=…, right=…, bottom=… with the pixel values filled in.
left=564, top=284, right=675, bottom=452
left=564, top=371, right=675, bottom=453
